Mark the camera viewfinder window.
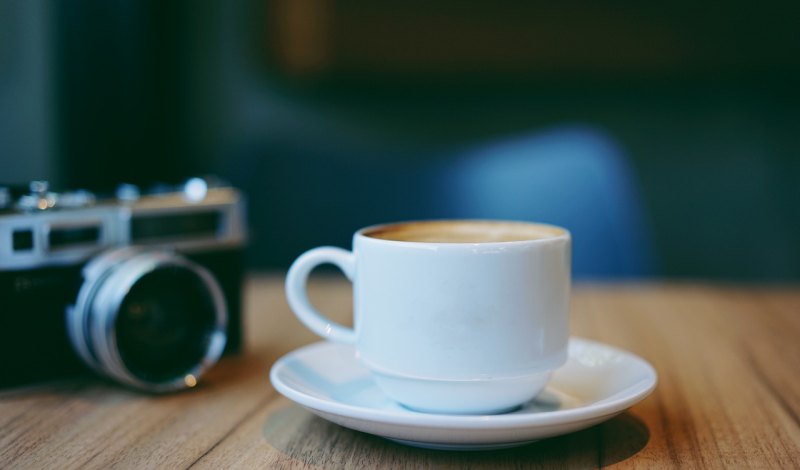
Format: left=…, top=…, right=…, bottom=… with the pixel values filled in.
left=131, top=212, right=221, bottom=241
left=12, top=230, right=34, bottom=251
left=49, top=226, right=101, bottom=250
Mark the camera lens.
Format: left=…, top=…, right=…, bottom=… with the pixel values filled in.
left=68, top=248, right=227, bottom=392
left=115, top=266, right=218, bottom=384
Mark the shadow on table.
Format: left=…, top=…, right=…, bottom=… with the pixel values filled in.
left=262, top=404, right=649, bottom=468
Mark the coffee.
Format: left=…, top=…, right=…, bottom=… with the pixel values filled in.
left=364, top=220, right=565, bottom=243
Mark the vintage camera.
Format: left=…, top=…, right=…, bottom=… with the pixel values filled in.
left=0, top=178, right=246, bottom=392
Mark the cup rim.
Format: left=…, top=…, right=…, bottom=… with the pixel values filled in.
left=355, top=219, right=570, bottom=247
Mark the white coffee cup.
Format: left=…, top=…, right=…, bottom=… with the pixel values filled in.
left=285, top=220, right=571, bottom=414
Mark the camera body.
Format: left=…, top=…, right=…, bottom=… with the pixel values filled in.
left=0, top=179, right=246, bottom=391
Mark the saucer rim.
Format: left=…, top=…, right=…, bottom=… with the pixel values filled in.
left=269, top=336, right=657, bottom=430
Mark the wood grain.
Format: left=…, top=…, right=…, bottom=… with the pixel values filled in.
left=1, top=275, right=798, bottom=469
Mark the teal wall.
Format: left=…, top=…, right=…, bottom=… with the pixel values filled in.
left=216, top=78, right=799, bottom=281
left=4, top=0, right=797, bottom=281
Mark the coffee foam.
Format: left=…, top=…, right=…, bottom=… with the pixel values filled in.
left=364, top=220, right=564, bottom=243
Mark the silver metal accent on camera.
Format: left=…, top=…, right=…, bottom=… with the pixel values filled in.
left=0, top=184, right=246, bottom=271
left=66, top=247, right=228, bottom=393
left=59, top=190, right=96, bottom=209
left=17, top=181, right=58, bottom=212
left=0, top=187, right=11, bottom=210
left=182, top=177, right=208, bottom=202
left=116, top=184, right=141, bottom=203
left=30, top=181, right=48, bottom=193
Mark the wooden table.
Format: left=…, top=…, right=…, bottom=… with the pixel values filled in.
left=2, top=274, right=799, bottom=468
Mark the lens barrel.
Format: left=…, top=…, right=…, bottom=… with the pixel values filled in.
left=67, top=247, right=227, bottom=392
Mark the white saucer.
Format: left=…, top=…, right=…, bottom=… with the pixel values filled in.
left=269, top=337, right=657, bottom=450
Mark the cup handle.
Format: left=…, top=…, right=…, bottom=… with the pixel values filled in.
left=285, top=246, right=356, bottom=345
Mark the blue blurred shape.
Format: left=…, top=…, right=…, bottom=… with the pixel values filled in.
left=436, top=127, right=654, bottom=279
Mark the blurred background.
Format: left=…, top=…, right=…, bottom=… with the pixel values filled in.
left=1, top=0, right=798, bottom=281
